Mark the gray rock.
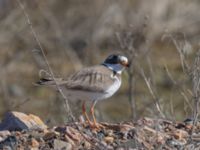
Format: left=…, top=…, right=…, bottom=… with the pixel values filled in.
left=0, top=130, right=11, bottom=142
left=0, top=111, right=47, bottom=131
left=0, top=136, right=17, bottom=149
left=54, top=139, right=72, bottom=150
left=0, top=130, right=11, bottom=137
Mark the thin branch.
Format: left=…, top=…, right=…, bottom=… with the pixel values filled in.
left=140, top=69, right=165, bottom=118
left=16, top=0, right=74, bottom=121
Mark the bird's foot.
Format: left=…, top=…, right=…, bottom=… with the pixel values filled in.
left=89, top=122, right=105, bottom=130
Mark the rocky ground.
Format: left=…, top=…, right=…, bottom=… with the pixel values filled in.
left=0, top=112, right=200, bottom=150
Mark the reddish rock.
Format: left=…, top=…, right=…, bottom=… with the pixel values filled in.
left=31, top=138, right=39, bottom=148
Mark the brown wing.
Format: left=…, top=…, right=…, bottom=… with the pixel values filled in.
left=64, top=65, right=118, bottom=93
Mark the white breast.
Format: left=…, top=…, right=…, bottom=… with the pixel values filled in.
left=102, top=74, right=121, bottom=100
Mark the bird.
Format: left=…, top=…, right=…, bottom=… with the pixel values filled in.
left=36, top=54, right=129, bottom=128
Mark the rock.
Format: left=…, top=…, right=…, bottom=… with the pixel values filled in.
left=0, top=136, right=17, bottom=149
left=31, top=138, right=39, bottom=148
left=0, top=130, right=11, bottom=142
left=64, top=135, right=75, bottom=146
left=104, top=129, right=113, bottom=137
left=171, top=129, right=189, bottom=140
left=66, top=127, right=82, bottom=142
left=54, top=139, right=72, bottom=150
left=82, top=141, right=91, bottom=149
left=121, top=140, right=138, bottom=149
left=104, top=136, right=114, bottom=144
left=0, top=130, right=11, bottom=137
left=0, top=111, right=47, bottom=131
left=43, top=131, right=59, bottom=141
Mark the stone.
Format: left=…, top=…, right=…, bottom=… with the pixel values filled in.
left=43, top=131, right=59, bottom=141
left=0, top=136, right=17, bottom=149
left=64, top=135, right=75, bottom=146
left=0, top=111, right=47, bottom=131
left=104, top=136, right=114, bottom=144
left=54, top=139, right=72, bottom=150
left=0, top=130, right=11, bottom=138
left=82, top=141, right=91, bottom=149
left=31, top=138, right=39, bottom=148
left=0, top=130, right=11, bottom=142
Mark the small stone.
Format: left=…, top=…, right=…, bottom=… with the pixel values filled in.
left=30, top=131, right=44, bottom=140
left=64, top=135, right=75, bottom=146
left=31, top=138, right=39, bottom=148
left=105, top=129, right=113, bottom=136
left=0, top=137, right=4, bottom=142
left=0, top=130, right=11, bottom=142
left=66, top=127, right=82, bottom=142
left=54, top=139, right=72, bottom=150
left=54, top=126, right=66, bottom=133
left=2, top=145, right=12, bottom=150
left=43, top=132, right=58, bottom=141
left=185, top=124, right=193, bottom=130
left=156, top=135, right=165, bottom=144
left=104, top=136, right=114, bottom=144
left=172, top=129, right=188, bottom=140
left=0, top=136, right=17, bottom=149
left=0, top=130, right=14, bottom=145
left=0, top=130, right=11, bottom=137
left=82, top=141, right=91, bottom=149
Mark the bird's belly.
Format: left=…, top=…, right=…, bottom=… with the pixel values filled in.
left=64, top=90, right=107, bottom=101
left=63, top=78, right=121, bottom=101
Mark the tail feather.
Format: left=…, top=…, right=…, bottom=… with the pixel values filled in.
left=35, top=77, right=65, bottom=86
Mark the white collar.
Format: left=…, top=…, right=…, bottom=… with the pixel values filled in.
left=102, top=63, right=125, bottom=74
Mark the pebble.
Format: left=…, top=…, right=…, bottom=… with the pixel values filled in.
left=64, top=135, right=75, bottom=146
left=54, top=139, right=72, bottom=150
left=82, top=141, right=91, bottom=149
left=31, top=138, right=39, bottom=148
left=43, top=132, right=58, bottom=141
left=104, top=136, right=114, bottom=144
left=0, top=130, right=11, bottom=137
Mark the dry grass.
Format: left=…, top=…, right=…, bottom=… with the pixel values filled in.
left=0, top=0, right=200, bottom=125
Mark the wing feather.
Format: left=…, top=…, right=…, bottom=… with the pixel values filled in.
left=64, top=66, right=116, bottom=93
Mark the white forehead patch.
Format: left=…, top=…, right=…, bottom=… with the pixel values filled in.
left=119, top=56, right=128, bottom=63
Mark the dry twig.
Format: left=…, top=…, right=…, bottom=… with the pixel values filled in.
left=15, top=0, right=74, bottom=121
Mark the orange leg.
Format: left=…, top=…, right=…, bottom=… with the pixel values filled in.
left=90, top=101, right=98, bottom=127
left=82, top=101, right=92, bottom=126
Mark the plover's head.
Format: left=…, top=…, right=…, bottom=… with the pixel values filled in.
left=103, top=54, right=129, bottom=74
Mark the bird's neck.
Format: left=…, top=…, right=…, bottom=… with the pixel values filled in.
left=102, top=63, right=124, bottom=74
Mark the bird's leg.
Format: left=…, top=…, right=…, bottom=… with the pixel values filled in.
left=82, top=101, right=92, bottom=126
left=90, top=101, right=105, bottom=129
left=90, top=101, right=99, bottom=127
left=84, top=101, right=105, bottom=130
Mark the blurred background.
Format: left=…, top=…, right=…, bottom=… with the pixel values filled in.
left=0, top=0, right=200, bottom=126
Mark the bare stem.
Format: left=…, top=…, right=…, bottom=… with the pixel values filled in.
left=192, top=50, right=200, bottom=131
left=140, top=69, right=165, bottom=118
left=16, top=0, right=75, bottom=122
